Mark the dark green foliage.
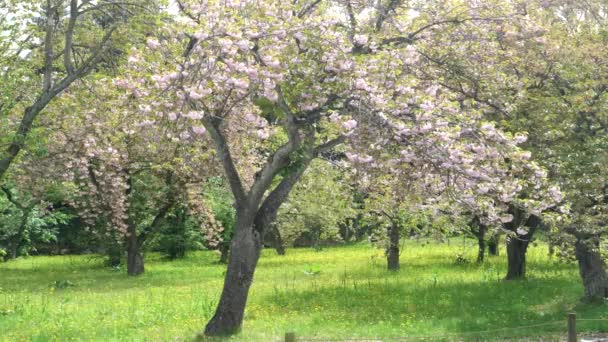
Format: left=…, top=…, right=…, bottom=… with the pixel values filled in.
left=153, top=204, right=204, bottom=260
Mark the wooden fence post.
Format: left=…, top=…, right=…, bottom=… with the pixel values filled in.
left=285, top=332, right=296, bottom=342
left=568, top=312, right=576, bottom=342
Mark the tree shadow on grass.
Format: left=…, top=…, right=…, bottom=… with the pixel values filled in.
left=258, top=276, right=585, bottom=341
left=0, top=255, right=227, bottom=293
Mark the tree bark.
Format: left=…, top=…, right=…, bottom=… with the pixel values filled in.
left=473, top=219, right=488, bottom=263
left=488, top=235, right=499, bottom=256
left=219, top=243, right=230, bottom=264
left=271, top=225, right=286, bottom=256
left=574, top=234, right=608, bottom=301
left=5, top=241, right=18, bottom=261
left=200, top=97, right=344, bottom=336
left=126, top=228, right=144, bottom=276
left=386, top=223, right=400, bottom=271
left=504, top=209, right=542, bottom=280
left=477, top=230, right=486, bottom=263
left=505, top=235, right=529, bottom=279
left=262, top=224, right=286, bottom=255
left=106, top=243, right=122, bottom=267
left=204, top=212, right=262, bottom=336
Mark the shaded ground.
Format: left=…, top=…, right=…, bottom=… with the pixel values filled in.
left=1, top=240, right=607, bottom=341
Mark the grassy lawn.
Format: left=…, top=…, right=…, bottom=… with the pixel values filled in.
left=1, top=240, right=607, bottom=341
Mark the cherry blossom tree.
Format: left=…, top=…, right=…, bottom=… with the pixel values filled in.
left=40, top=47, right=223, bottom=275
left=138, top=0, right=564, bottom=334
left=0, top=0, right=156, bottom=180
left=408, top=0, right=606, bottom=291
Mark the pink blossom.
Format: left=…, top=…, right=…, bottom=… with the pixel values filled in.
left=514, top=133, right=528, bottom=144
left=264, top=89, right=278, bottom=102
left=185, top=111, right=204, bottom=120
left=420, top=102, right=435, bottom=112
left=247, top=68, right=259, bottom=80
left=256, top=130, right=270, bottom=139
left=146, top=38, right=161, bottom=49
left=534, top=169, right=547, bottom=178
left=353, top=34, right=368, bottom=46
left=520, top=151, right=532, bottom=160
left=293, top=32, right=306, bottom=42
left=425, top=85, right=440, bottom=97
left=548, top=187, right=563, bottom=203
left=137, top=120, right=155, bottom=127
left=193, top=126, right=207, bottom=135
left=193, top=31, right=208, bottom=40
left=342, top=119, right=358, bottom=130
left=236, top=39, right=252, bottom=51
left=266, top=60, right=281, bottom=69
left=114, top=79, right=131, bottom=90
left=229, top=78, right=249, bottom=90
left=354, top=79, right=368, bottom=91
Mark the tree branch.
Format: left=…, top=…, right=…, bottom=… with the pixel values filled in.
left=375, top=0, right=402, bottom=31
left=63, top=0, right=78, bottom=75
left=253, top=147, right=315, bottom=233
left=314, top=135, right=346, bottom=156
left=42, top=0, right=57, bottom=92
left=1, top=186, right=26, bottom=210
left=298, top=0, right=322, bottom=18
left=202, top=117, right=247, bottom=205
left=248, top=88, right=302, bottom=206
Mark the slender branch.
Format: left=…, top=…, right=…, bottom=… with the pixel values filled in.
left=42, top=0, right=57, bottom=92
left=253, top=147, right=315, bottom=233
left=202, top=117, right=247, bottom=205
left=64, top=0, right=78, bottom=75
left=1, top=186, right=26, bottom=210
left=139, top=175, right=178, bottom=243
left=298, top=0, right=322, bottom=18
left=248, top=88, right=302, bottom=206
left=314, top=135, right=346, bottom=156
left=375, top=0, right=402, bottom=31
left=378, top=16, right=506, bottom=49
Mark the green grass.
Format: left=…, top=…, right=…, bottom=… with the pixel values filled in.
left=1, top=240, right=607, bottom=341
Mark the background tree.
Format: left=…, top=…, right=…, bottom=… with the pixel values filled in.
left=0, top=0, right=155, bottom=179
left=275, top=160, right=355, bottom=251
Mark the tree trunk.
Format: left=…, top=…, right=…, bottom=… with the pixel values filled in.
left=204, top=212, right=262, bottom=336
left=126, top=230, right=144, bottom=276
left=273, top=226, right=285, bottom=256
left=4, top=241, right=18, bottom=261
left=263, top=224, right=285, bottom=255
left=575, top=235, right=608, bottom=301
left=488, top=235, right=499, bottom=256
left=505, top=235, right=529, bottom=279
left=219, top=243, right=230, bottom=264
left=477, top=234, right=486, bottom=263
left=106, top=244, right=122, bottom=267
left=476, top=223, right=488, bottom=263
left=386, top=223, right=400, bottom=271
left=504, top=209, right=542, bottom=280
